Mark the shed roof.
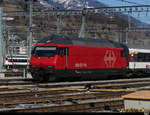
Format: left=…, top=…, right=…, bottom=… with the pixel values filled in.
left=122, top=90, right=150, bottom=100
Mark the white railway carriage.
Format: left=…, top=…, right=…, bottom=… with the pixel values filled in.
left=4, top=54, right=28, bottom=69
left=129, top=48, right=150, bottom=75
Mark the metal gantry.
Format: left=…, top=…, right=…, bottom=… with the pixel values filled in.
left=3, top=5, right=150, bottom=17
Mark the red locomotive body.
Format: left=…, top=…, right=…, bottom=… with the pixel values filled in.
left=29, top=35, right=129, bottom=82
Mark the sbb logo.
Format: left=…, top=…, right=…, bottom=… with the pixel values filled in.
left=104, top=50, right=116, bottom=68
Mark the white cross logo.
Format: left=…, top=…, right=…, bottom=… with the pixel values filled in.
left=104, top=50, right=116, bottom=68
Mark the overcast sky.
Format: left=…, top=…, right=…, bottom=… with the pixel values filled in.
left=98, top=0, right=150, bottom=25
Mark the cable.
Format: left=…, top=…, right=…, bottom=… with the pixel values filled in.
left=116, top=0, right=144, bottom=5
left=141, top=0, right=150, bottom=4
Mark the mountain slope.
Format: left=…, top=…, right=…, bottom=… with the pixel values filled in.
left=39, top=0, right=106, bottom=10
left=39, top=0, right=150, bottom=28
left=2, top=0, right=150, bottom=49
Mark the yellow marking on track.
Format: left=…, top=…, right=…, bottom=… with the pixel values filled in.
left=90, top=89, right=126, bottom=92
left=67, top=88, right=127, bottom=92
left=0, top=86, right=134, bottom=92
left=0, top=86, right=9, bottom=88
left=0, top=86, right=33, bottom=90
left=44, top=88, right=129, bottom=92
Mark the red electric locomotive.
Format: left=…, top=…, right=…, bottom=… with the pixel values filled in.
left=29, top=35, right=129, bottom=82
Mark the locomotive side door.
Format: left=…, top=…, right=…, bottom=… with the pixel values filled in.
left=130, top=52, right=138, bottom=69
left=59, top=47, right=69, bottom=69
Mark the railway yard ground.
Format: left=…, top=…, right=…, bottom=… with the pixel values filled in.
left=0, top=70, right=150, bottom=113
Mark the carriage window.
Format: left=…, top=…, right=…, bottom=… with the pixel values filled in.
left=134, top=54, right=138, bottom=62
left=137, top=53, right=144, bottom=62
left=137, top=53, right=150, bottom=62
left=145, top=53, right=150, bottom=62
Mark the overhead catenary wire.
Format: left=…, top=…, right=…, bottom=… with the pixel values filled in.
left=116, top=0, right=145, bottom=6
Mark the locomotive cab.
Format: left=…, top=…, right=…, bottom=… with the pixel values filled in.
left=29, top=45, right=68, bottom=82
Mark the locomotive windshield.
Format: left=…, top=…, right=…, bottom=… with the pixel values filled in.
left=33, top=46, right=57, bottom=57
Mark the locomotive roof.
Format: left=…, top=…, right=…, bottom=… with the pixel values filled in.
left=37, top=35, right=125, bottom=48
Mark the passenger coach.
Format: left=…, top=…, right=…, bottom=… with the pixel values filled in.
left=29, top=35, right=129, bottom=82
left=128, top=48, right=150, bottom=76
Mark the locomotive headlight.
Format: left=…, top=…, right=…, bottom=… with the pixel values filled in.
left=48, top=65, right=54, bottom=69
left=30, top=65, right=36, bottom=68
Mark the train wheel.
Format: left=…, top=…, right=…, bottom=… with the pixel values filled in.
left=31, top=73, right=37, bottom=81
left=37, top=76, right=44, bottom=82
left=48, top=75, right=58, bottom=82
left=32, top=74, right=44, bottom=82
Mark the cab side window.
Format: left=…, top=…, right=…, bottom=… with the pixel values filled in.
left=121, top=50, right=125, bottom=57
left=57, top=47, right=69, bottom=56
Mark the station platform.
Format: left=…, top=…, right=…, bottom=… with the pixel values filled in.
left=0, top=68, right=32, bottom=78
left=122, top=90, right=150, bottom=111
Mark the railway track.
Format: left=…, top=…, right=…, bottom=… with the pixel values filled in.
left=1, top=74, right=150, bottom=112
left=0, top=85, right=143, bottom=112
left=2, top=75, right=150, bottom=87
left=5, top=98, right=123, bottom=112
left=0, top=87, right=124, bottom=112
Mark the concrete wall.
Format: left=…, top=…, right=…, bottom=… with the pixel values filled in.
left=124, top=99, right=150, bottom=110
